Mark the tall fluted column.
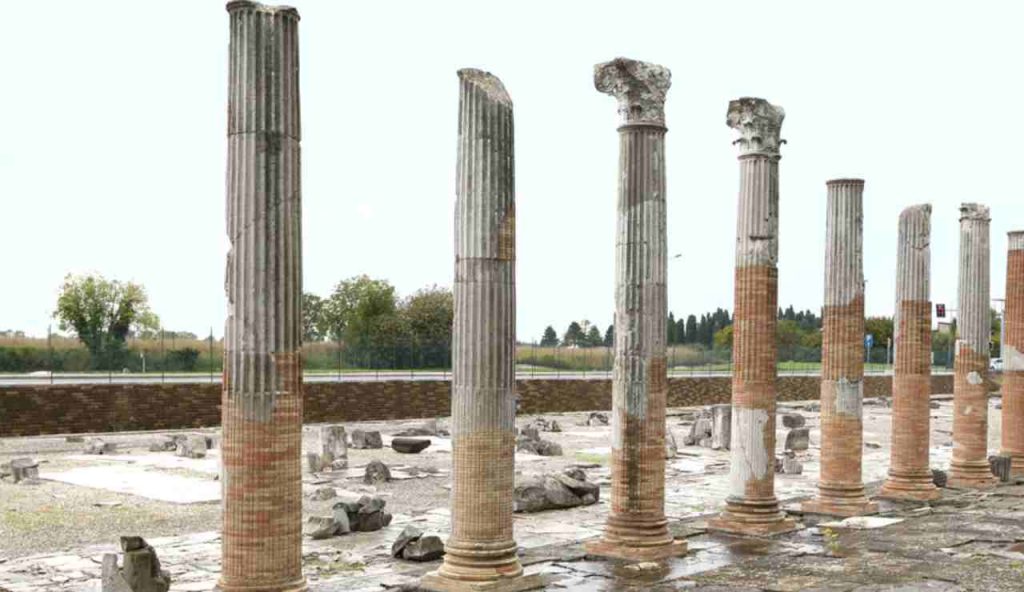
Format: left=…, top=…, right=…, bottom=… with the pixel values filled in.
left=219, top=2, right=305, bottom=592
left=585, top=58, right=685, bottom=561
left=949, top=204, right=996, bottom=489
left=879, top=205, right=940, bottom=500
left=802, top=180, right=878, bottom=517
left=421, top=70, right=543, bottom=592
left=708, top=98, right=797, bottom=536
left=1001, top=231, right=1024, bottom=476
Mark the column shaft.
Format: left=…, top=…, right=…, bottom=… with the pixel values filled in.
left=1002, top=232, right=1024, bottom=475
left=803, top=180, right=877, bottom=516
left=949, top=204, right=995, bottom=488
left=879, top=205, right=939, bottom=500
left=586, top=57, right=684, bottom=561
left=219, top=2, right=305, bottom=591
left=422, top=69, right=543, bottom=592
left=709, top=98, right=797, bottom=536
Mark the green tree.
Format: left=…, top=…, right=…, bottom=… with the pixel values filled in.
left=54, top=273, right=160, bottom=369
left=992, top=307, right=1002, bottom=358
left=604, top=324, right=614, bottom=347
left=302, top=292, right=327, bottom=343
left=685, top=315, right=697, bottom=344
left=667, top=312, right=677, bottom=344
left=401, top=286, right=453, bottom=366
left=563, top=321, right=584, bottom=347
left=540, top=326, right=559, bottom=347
left=713, top=325, right=733, bottom=349
left=585, top=325, right=603, bottom=347
left=864, top=316, right=894, bottom=350
left=322, top=275, right=399, bottom=343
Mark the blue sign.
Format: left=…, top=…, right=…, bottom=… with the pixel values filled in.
left=865, top=334, right=874, bottom=350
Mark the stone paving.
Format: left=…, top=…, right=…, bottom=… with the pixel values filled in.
left=1, top=394, right=1019, bottom=591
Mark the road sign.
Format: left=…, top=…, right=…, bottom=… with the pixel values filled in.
left=865, top=334, right=874, bottom=350
left=936, top=303, right=946, bottom=318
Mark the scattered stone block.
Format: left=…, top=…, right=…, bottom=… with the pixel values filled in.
left=686, top=412, right=713, bottom=447
left=85, top=438, right=116, bottom=455
left=666, top=431, right=678, bottom=459
left=865, top=441, right=881, bottom=449
left=782, top=456, right=803, bottom=475
left=586, top=412, right=609, bottom=426
left=698, top=436, right=713, bottom=448
left=391, top=437, right=431, bottom=454
left=394, top=419, right=438, bottom=437
left=10, top=458, right=39, bottom=483
left=516, top=435, right=562, bottom=456
left=309, top=486, right=336, bottom=501
left=932, top=469, right=948, bottom=488
left=711, top=404, right=731, bottom=450
left=351, top=430, right=383, bottom=449
left=990, top=455, right=1013, bottom=483
left=403, top=534, right=445, bottom=561
left=101, top=536, right=170, bottom=592
left=174, top=435, right=207, bottom=459
left=781, top=413, right=806, bottom=428
left=513, top=468, right=600, bottom=512
left=525, top=417, right=562, bottom=433
left=392, top=525, right=423, bottom=557
left=334, top=495, right=392, bottom=532
left=520, top=425, right=541, bottom=441
left=784, top=427, right=810, bottom=452
left=65, top=435, right=85, bottom=443
left=307, top=452, right=325, bottom=473
left=304, top=515, right=341, bottom=540
left=364, top=460, right=391, bottom=484
left=147, top=436, right=176, bottom=452
left=930, top=401, right=941, bottom=410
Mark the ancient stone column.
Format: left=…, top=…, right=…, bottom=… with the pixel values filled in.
left=802, top=179, right=878, bottom=517
left=708, top=97, right=798, bottom=536
left=584, top=58, right=685, bottom=561
left=421, top=70, right=543, bottom=592
left=949, top=203, right=996, bottom=489
left=219, top=3, right=305, bottom=591
left=1001, top=231, right=1024, bottom=476
left=879, top=205, right=940, bottom=500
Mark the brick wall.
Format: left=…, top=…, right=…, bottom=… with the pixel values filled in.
left=0, top=375, right=954, bottom=437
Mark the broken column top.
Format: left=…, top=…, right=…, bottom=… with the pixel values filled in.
left=959, top=202, right=991, bottom=222
left=1010, top=231, right=1024, bottom=250
left=896, top=204, right=931, bottom=302
left=457, top=68, right=512, bottom=106
left=226, top=0, right=299, bottom=18
left=594, top=57, right=671, bottom=126
left=826, top=178, right=864, bottom=187
left=727, top=97, right=785, bottom=157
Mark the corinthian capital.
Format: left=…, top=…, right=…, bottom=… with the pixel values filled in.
left=594, top=57, right=671, bottom=126
left=727, top=97, right=785, bottom=156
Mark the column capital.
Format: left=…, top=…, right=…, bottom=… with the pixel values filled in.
left=226, top=1, right=299, bottom=20
left=1009, top=231, right=1024, bottom=250
left=727, top=97, right=785, bottom=157
left=594, top=57, right=671, bottom=127
left=960, top=202, right=991, bottom=223
left=457, top=68, right=512, bottom=107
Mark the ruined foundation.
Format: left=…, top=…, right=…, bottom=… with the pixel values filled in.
left=420, top=70, right=545, bottom=592
left=708, top=97, right=798, bottom=536
left=949, top=204, right=996, bottom=489
left=879, top=205, right=940, bottom=501
left=584, top=58, right=685, bottom=561
left=1002, top=232, right=1024, bottom=476
left=218, top=2, right=306, bottom=591
left=802, top=179, right=878, bottom=517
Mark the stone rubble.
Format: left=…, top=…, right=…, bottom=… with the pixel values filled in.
left=391, top=437, right=431, bottom=454
left=101, top=536, right=170, bottom=592
left=85, top=438, right=116, bottom=455
left=350, top=429, right=383, bottom=450
left=363, top=460, right=391, bottom=484
left=513, top=468, right=600, bottom=513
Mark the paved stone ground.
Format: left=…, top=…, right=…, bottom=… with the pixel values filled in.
left=1, top=394, right=1020, bottom=591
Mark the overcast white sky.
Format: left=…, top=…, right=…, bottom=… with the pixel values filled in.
left=2, top=1, right=1022, bottom=340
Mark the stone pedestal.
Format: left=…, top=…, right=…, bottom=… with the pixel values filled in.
left=420, top=69, right=545, bottom=592
left=802, top=179, right=877, bottom=517
left=949, top=204, right=996, bottom=489
left=708, top=98, right=798, bottom=536
left=878, top=205, right=940, bottom=501
left=582, top=58, right=685, bottom=562
left=218, top=3, right=306, bottom=591
left=1001, top=231, right=1024, bottom=476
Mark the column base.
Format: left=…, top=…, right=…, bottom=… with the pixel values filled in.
left=877, top=472, right=941, bottom=501
left=801, top=497, right=879, bottom=518
left=948, top=461, right=998, bottom=489
left=420, top=573, right=550, bottom=592
left=215, top=577, right=307, bottom=592
left=585, top=538, right=688, bottom=562
left=706, top=497, right=800, bottom=537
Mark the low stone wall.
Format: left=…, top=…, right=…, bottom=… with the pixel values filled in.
left=0, top=375, right=954, bottom=437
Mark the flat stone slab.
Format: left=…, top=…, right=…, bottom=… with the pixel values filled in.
left=42, top=465, right=220, bottom=504
left=818, top=516, right=904, bottom=529
left=66, top=451, right=221, bottom=475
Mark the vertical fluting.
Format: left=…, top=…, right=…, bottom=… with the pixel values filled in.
left=220, top=3, right=305, bottom=592
left=879, top=205, right=939, bottom=500
left=425, top=69, right=526, bottom=589
left=1002, top=232, right=1024, bottom=476
left=803, top=180, right=877, bottom=516
left=586, top=58, right=684, bottom=561
left=949, top=203, right=995, bottom=488
left=709, top=98, right=796, bottom=535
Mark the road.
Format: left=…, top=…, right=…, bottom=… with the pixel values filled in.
left=0, top=368, right=955, bottom=386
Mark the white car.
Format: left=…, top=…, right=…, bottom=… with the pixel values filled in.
left=991, top=358, right=1004, bottom=372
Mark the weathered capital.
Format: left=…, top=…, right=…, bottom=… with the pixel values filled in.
left=226, top=1, right=299, bottom=19
left=960, top=202, right=991, bottom=222
left=594, top=58, right=671, bottom=126
left=1010, top=231, right=1024, bottom=250
left=727, top=97, right=785, bottom=156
